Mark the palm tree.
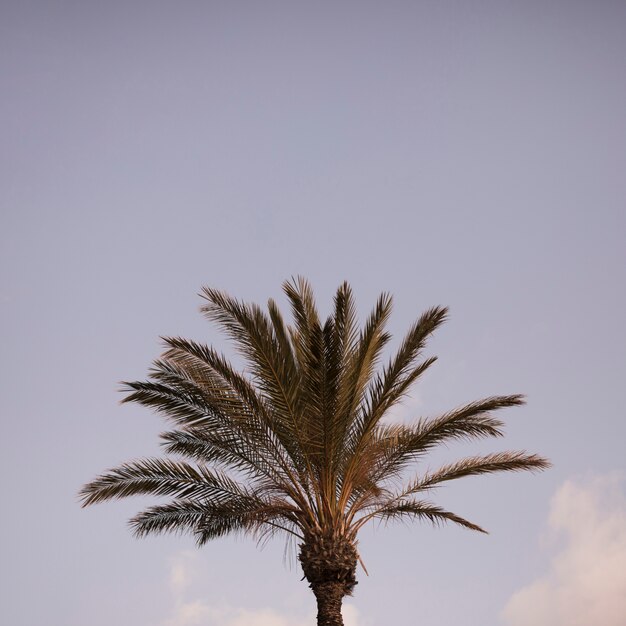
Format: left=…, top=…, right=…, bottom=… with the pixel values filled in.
left=80, top=278, right=549, bottom=626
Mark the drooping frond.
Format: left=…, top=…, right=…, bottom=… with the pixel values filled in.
left=79, top=458, right=256, bottom=506
left=341, top=395, right=532, bottom=521
left=130, top=496, right=301, bottom=545
left=349, top=450, right=551, bottom=533
left=403, top=451, right=552, bottom=495
left=362, top=395, right=525, bottom=484
left=362, top=500, right=487, bottom=534
left=130, top=499, right=210, bottom=538
left=120, top=378, right=210, bottom=426
left=158, top=428, right=285, bottom=496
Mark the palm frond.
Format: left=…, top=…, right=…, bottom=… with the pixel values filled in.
left=158, top=429, right=285, bottom=492
left=130, top=500, right=216, bottom=538
left=130, top=496, right=300, bottom=545
left=365, top=395, right=525, bottom=482
left=200, top=288, right=297, bottom=416
left=199, top=286, right=310, bottom=474
left=79, top=458, right=253, bottom=507
left=332, top=282, right=359, bottom=363
left=81, top=279, right=550, bottom=586
left=161, top=336, right=271, bottom=421
left=404, top=451, right=551, bottom=494
left=335, top=292, right=393, bottom=431
left=362, top=500, right=487, bottom=534
left=282, top=278, right=326, bottom=450
left=338, top=307, right=446, bottom=506
left=158, top=338, right=301, bottom=486
left=364, top=306, right=448, bottom=427
left=120, top=379, right=210, bottom=425
left=123, top=359, right=295, bottom=485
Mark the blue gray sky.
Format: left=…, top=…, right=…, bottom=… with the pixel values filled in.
left=2, top=2, right=625, bottom=625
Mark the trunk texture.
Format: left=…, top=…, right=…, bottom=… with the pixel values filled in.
left=312, top=581, right=345, bottom=626
left=298, top=530, right=358, bottom=626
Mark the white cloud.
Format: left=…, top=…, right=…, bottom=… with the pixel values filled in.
left=502, top=472, right=626, bottom=626
left=162, top=551, right=362, bottom=626
left=342, top=604, right=361, bottom=626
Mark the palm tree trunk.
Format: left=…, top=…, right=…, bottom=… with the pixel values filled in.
left=312, top=581, right=345, bottom=626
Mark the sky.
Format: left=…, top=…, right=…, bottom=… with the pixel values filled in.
left=1, top=1, right=625, bottom=625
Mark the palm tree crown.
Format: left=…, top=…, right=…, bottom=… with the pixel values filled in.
left=80, top=278, right=549, bottom=626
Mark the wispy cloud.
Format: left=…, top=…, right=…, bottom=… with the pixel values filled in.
left=162, top=551, right=362, bottom=626
left=502, top=472, right=626, bottom=626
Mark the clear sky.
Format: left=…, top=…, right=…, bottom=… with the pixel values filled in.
left=2, top=2, right=625, bottom=625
